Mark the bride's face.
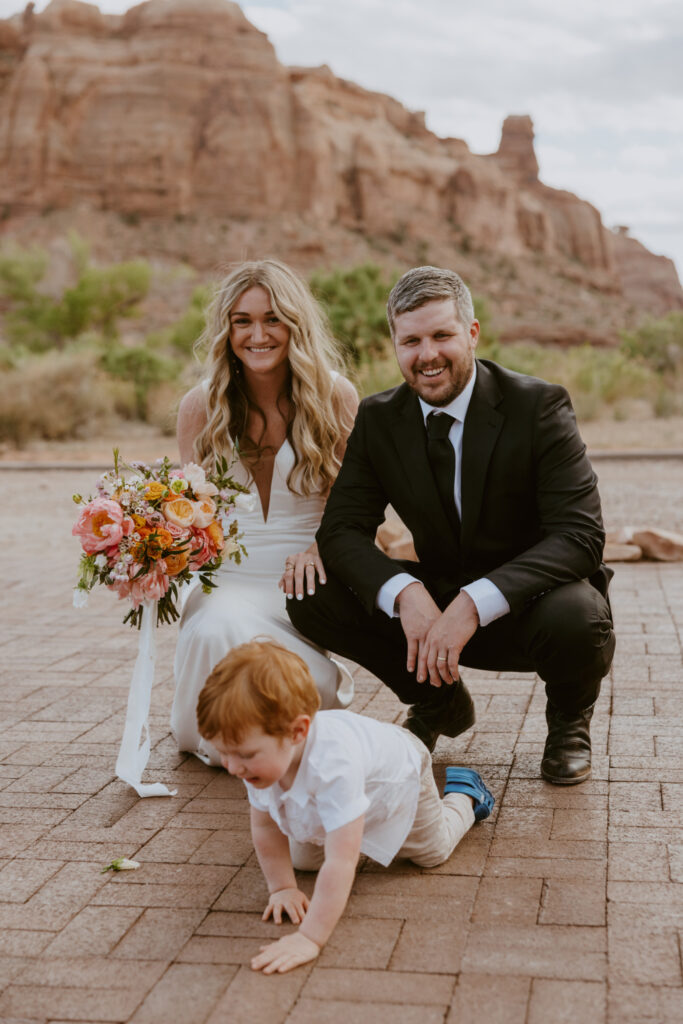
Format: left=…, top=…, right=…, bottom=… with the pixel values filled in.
left=228, top=286, right=291, bottom=378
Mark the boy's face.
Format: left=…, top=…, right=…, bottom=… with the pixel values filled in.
left=211, top=719, right=309, bottom=790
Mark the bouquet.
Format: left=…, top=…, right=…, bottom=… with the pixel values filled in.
left=71, top=449, right=254, bottom=799
left=72, top=450, right=251, bottom=627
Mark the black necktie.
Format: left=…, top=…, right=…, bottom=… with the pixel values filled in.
left=426, top=411, right=460, bottom=528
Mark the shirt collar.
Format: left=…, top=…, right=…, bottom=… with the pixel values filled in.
left=272, top=714, right=318, bottom=807
left=417, top=361, right=477, bottom=426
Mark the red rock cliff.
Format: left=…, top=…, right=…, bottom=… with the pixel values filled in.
left=1, top=0, right=681, bottom=323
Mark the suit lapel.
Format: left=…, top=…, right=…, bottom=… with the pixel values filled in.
left=460, top=361, right=505, bottom=552
left=389, top=385, right=461, bottom=557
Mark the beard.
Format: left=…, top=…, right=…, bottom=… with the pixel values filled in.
left=408, top=353, right=475, bottom=407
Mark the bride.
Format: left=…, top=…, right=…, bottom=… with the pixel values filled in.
left=172, top=258, right=359, bottom=764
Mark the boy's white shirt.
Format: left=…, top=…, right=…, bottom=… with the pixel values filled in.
left=245, top=710, right=422, bottom=867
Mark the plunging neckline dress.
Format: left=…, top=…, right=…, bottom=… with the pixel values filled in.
left=172, top=436, right=354, bottom=765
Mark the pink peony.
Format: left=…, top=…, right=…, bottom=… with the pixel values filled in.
left=187, top=527, right=216, bottom=571
left=129, top=565, right=169, bottom=608
left=114, top=563, right=169, bottom=609
left=73, top=498, right=128, bottom=554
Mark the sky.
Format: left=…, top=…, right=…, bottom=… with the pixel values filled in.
left=2, top=0, right=681, bottom=280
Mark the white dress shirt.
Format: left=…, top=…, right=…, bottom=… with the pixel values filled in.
left=376, top=364, right=510, bottom=627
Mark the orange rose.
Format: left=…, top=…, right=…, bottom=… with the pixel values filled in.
left=206, top=520, right=224, bottom=552
left=163, top=497, right=195, bottom=528
left=164, top=548, right=190, bottom=576
left=146, top=527, right=174, bottom=560
left=132, top=513, right=147, bottom=529
left=131, top=526, right=173, bottom=561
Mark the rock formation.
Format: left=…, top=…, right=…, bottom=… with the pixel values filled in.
left=0, top=0, right=681, bottom=330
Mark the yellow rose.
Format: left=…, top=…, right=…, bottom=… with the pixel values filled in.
left=144, top=481, right=167, bottom=502
left=163, top=497, right=195, bottom=528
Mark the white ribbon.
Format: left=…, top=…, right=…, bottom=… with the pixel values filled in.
left=115, top=600, right=177, bottom=798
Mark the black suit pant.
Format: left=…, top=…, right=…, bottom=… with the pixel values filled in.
left=288, top=566, right=616, bottom=716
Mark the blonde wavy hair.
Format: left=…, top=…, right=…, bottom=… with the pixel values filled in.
left=194, top=259, right=349, bottom=496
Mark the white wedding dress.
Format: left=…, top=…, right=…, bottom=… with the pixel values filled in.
left=172, top=438, right=354, bottom=765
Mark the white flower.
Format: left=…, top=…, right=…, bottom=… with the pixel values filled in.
left=73, top=589, right=89, bottom=609
left=101, top=857, right=140, bottom=873
left=234, top=491, right=257, bottom=513
left=94, top=554, right=108, bottom=569
left=183, top=462, right=219, bottom=498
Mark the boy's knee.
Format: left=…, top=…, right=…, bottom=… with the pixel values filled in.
left=289, top=839, right=324, bottom=872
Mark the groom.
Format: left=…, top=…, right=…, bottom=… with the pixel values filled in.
left=289, top=265, right=615, bottom=784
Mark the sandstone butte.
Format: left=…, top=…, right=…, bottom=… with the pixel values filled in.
left=1, top=0, right=682, bottom=342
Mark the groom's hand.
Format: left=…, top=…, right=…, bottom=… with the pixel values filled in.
left=396, top=583, right=442, bottom=679
left=420, top=592, right=479, bottom=686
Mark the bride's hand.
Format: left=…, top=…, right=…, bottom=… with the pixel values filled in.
left=278, top=546, right=326, bottom=600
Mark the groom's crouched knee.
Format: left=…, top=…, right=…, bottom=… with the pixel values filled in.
left=530, top=579, right=616, bottom=680
left=287, top=573, right=360, bottom=641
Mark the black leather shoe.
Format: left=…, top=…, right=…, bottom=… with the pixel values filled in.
left=403, top=678, right=476, bottom=753
left=541, top=702, right=594, bottom=785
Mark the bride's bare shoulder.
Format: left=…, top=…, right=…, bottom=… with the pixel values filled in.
left=177, top=383, right=209, bottom=462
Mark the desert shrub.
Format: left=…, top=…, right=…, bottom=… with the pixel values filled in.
left=99, top=344, right=179, bottom=420
left=167, top=285, right=210, bottom=354
left=486, top=342, right=657, bottom=420
left=0, top=349, right=119, bottom=445
left=309, top=263, right=397, bottom=365
left=0, top=239, right=151, bottom=351
left=62, top=259, right=151, bottom=339
left=620, top=312, right=683, bottom=376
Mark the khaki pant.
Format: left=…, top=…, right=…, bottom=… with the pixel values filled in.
left=290, top=733, right=474, bottom=871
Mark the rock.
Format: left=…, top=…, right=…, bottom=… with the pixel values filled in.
left=611, top=228, right=683, bottom=316
left=0, top=0, right=680, bottom=320
left=604, top=542, right=642, bottom=563
left=492, top=115, right=539, bottom=184
left=376, top=512, right=417, bottom=562
left=630, top=528, right=683, bottom=562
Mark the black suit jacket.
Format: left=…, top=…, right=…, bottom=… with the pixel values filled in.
left=317, top=359, right=607, bottom=617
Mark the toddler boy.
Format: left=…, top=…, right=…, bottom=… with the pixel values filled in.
left=196, top=638, right=494, bottom=974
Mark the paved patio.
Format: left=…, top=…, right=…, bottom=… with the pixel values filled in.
left=1, top=465, right=682, bottom=1023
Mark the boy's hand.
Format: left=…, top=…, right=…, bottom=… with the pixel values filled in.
left=251, top=932, right=320, bottom=974
left=263, top=887, right=309, bottom=924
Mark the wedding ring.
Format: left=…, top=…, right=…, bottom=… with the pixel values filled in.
left=304, top=561, right=316, bottom=567
left=437, top=656, right=447, bottom=662
left=285, top=561, right=295, bottom=569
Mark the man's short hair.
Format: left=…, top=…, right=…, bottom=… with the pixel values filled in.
left=387, top=266, right=475, bottom=335
left=196, top=638, right=321, bottom=745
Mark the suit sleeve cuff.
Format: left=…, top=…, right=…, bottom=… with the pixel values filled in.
left=376, top=573, right=420, bottom=618
left=461, top=579, right=510, bottom=627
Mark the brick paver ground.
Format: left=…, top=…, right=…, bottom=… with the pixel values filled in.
left=1, top=465, right=682, bottom=1023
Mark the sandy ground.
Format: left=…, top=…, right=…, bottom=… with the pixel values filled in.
left=2, top=416, right=682, bottom=467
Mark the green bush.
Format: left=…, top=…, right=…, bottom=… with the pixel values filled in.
left=99, top=344, right=179, bottom=420
left=309, top=263, right=397, bottom=365
left=167, top=285, right=210, bottom=354
left=620, top=312, right=683, bottom=375
left=0, top=238, right=151, bottom=351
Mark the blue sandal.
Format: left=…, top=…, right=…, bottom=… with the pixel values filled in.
left=444, top=767, right=495, bottom=821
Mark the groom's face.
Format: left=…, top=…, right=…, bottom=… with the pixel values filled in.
left=392, top=299, right=479, bottom=407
